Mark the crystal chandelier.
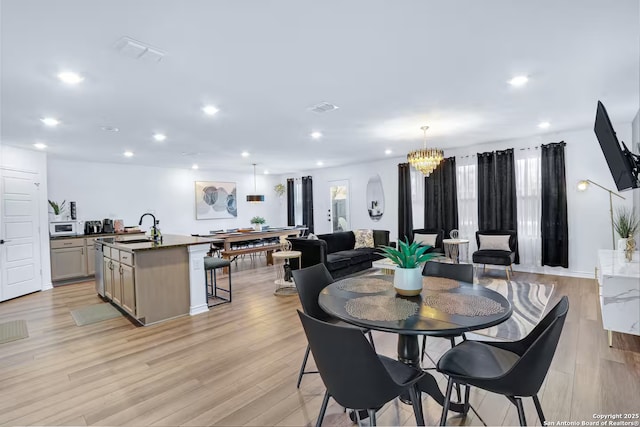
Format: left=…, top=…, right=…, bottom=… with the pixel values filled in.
left=407, top=126, right=443, bottom=177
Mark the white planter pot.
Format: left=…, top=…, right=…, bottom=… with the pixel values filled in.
left=393, top=267, right=423, bottom=296
left=253, top=224, right=262, bottom=231
left=617, top=238, right=627, bottom=251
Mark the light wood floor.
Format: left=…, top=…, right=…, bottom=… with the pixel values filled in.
left=0, top=259, right=639, bottom=427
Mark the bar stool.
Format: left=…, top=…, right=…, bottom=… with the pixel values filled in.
left=204, top=256, right=232, bottom=306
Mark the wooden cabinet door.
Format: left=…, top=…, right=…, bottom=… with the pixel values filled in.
left=103, top=258, right=113, bottom=299
left=121, top=264, right=136, bottom=316
left=112, top=261, right=122, bottom=305
left=51, top=247, right=87, bottom=281
left=86, top=245, right=96, bottom=276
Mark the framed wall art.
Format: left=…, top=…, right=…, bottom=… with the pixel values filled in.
left=195, top=181, right=238, bottom=219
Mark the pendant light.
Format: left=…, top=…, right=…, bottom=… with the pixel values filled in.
left=246, top=163, right=265, bottom=202
left=407, top=126, right=444, bottom=177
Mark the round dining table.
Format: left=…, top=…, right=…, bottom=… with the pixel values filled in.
left=318, top=274, right=512, bottom=412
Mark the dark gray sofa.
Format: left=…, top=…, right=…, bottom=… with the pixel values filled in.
left=288, top=230, right=390, bottom=279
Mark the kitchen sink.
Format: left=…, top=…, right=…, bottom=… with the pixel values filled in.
left=118, top=239, right=152, bottom=244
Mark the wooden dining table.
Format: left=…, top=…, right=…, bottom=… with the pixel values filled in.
left=318, top=274, right=512, bottom=412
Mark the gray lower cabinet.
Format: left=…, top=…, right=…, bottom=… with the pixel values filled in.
left=120, top=264, right=136, bottom=315
left=102, top=249, right=137, bottom=318
left=50, top=234, right=142, bottom=283
left=50, top=246, right=87, bottom=281
left=86, top=244, right=96, bottom=276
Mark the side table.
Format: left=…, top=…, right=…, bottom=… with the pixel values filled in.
left=442, top=239, right=469, bottom=263
left=272, top=250, right=302, bottom=296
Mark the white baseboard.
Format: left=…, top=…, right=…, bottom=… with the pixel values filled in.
left=189, top=304, right=209, bottom=316
left=42, top=282, right=53, bottom=291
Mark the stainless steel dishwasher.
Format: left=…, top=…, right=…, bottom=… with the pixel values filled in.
left=94, top=241, right=104, bottom=297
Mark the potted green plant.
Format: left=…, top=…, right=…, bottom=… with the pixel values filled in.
left=379, top=239, right=436, bottom=296
left=613, top=207, right=639, bottom=251
left=48, top=199, right=66, bottom=221
left=250, top=216, right=266, bottom=231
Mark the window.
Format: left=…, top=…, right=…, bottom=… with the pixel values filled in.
left=515, top=149, right=542, bottom=266
left=456, top=157, right=478, bottom=254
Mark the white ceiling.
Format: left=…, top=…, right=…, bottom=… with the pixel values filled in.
left=1, top=0, right=638, bottom=175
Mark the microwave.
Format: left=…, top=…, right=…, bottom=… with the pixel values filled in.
left=50, top=221, right=78, bottom=237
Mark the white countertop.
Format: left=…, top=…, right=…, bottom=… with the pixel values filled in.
left=598, top=249, right=640, bottom=279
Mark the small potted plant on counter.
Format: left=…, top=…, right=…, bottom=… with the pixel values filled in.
left=613, top=207, right=639, bottom=251
left=250, top=216, right=266, bottom=231
left=379, top=239, right=436, bottom=296
left=48, top=199, right=66, bottom=221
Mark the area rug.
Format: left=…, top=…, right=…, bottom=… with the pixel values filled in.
left=0, top=320, right=29, bottom=344
left=469, top=278, right=554, bottom=341
left=70, top=304, right=123, bottom=326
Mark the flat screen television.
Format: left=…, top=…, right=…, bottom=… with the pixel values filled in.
left=594, top=101, right=640, bottom=191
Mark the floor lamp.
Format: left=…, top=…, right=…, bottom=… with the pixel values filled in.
left=577, top=179, right=625, bottom=249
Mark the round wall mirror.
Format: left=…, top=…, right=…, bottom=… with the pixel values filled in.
left=366, top=175, right=385, bottom=221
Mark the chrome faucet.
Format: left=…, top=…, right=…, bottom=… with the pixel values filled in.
left=139, top=213, right=159, bottom=242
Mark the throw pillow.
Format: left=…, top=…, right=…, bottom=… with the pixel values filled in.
left=354, top=229, right=375, bottom=249
left=478, top=234, right=511, bottom=251
left=307, top=233, right=319, bottom=240
left=413, top=233, right=438, bottom=247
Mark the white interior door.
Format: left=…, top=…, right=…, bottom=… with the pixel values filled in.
left=0, top=169, right=42, bottom=301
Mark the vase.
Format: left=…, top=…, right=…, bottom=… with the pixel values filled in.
left=617, top=238, right=627, bottom=251
left=393, top=267, right=423, bottom=296
left=253, top=224, right=262, bottom=232
left=53, top=214, right=62, bottom=222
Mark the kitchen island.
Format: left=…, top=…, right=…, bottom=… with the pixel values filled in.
left=98, top=234, right=221, bottom=325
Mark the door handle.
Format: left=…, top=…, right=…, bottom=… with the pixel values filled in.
left=0, top=239, right=10, bottom=244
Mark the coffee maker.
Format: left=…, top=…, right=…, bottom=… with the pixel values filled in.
left=102, top=219, right=114, bottom=233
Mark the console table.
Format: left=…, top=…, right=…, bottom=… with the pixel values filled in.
left=596, top=249, right=640, bottom=347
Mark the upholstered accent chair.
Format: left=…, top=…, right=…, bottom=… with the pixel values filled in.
left=411, top=228, right=444, bottom=253
left=472, top=230, right=518, bottom=280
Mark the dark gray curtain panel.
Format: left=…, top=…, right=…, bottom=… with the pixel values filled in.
left=541, top=142, right=568, bottom=268
left=477, top=148, right=519, bottom=263
left=286, top=178, right=295, bottom=226
left=398, top=163, right=413, bottom=243
left=424, top=157, right=459, bottom=237
left=301, top=176, right=314, bottom=233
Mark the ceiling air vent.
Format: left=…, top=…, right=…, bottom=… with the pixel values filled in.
left=309, top=102, right=339, bottom=113
left=115, top=36, right=166, bottom=62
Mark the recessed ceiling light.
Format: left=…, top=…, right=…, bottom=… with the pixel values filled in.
left=33, top=143, right=47, bottom=150
left=101, top=126, right=119, bottom=132
left=264, top=170, right=270, bottom=175
left=123, top=151, right=134, bottom=157
left=241, top=151, right=250, bottom=157
left=316, top=161, right=324, bottom=166
left=538, top=121, right=551, bottom=129
left=385, top=149, right=392, bottom=155
left=202, top=105, right=219, bottom=116
left=311, top=131, right=322, bottom=139
left=41, top=117, right=60, bottom=127
left=508, top=75, right=529, bottom=87
left=153, top=133, right=166, bottom=142
left=57, top=71, right=84, bottom=84
left=192, top=164, right=199, bottom=170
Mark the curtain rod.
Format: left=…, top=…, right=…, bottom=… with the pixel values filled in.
left=457, top=142, right=567, bottom=158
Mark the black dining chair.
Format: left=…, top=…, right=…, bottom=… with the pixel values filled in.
left=291, top=264, right=376, bottom=388
left=437, top=296, right=569, bottom=426
left=420, top=262, right=474, bottom=364
left=297, top=310, right=426, bottom=427
left=420, top=261, right=475, bottom=401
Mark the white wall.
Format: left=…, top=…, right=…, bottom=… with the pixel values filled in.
left=299, top=122, right=637, bottom=278
left=0, top=146, right=52, bottom=290
left=47, top=158, right=286, bottom=235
